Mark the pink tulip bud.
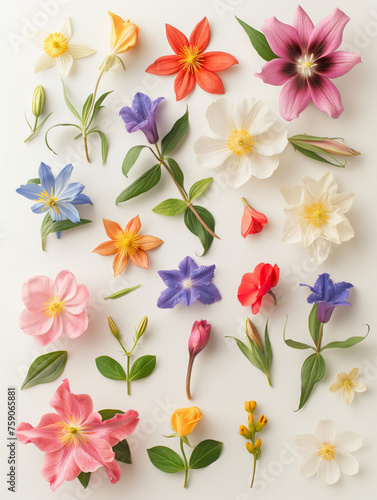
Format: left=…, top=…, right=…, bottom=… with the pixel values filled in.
left=245, top=318, right=262, bottom=349
left=241, top=198, right=268, bottom=238
left=188, top=320, right=211, bottom=356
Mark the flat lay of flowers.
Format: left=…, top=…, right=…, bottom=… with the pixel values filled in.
left=6, top=1, right=373, bottom=498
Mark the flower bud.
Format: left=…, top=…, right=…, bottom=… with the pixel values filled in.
left=32, top=86, right=45, bottom=117
left=246, top=442, right=255, bottom=454
left=241, top=198, right=268, bottom=237
left=255, top=415, right=267, bottom=431
left=244, top=401, right=257, bottom=413
left=289, top=134, right=360, bottom=159
left=188, top=320, right=211, bottom=357
left=254, top=438, right=262, bottom=449
left=248, top=413, right=254, bottom=425
left=246, top=319, right=262, bottom=349
left=135, top=316, right=148, bottom=341
left=108, top=316, right=120, bottom=341
left=239, top=425, right=249, bottom=437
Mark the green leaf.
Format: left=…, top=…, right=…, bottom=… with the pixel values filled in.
left=291, top=144, right=345, bottom=167
left=152, top=199, right=187, bottom=216
left=297, top=353, right=326, bottom=411
left=40, top=214, right=92, bottom=251
left=27, top=178, right=40, bottom=184
left=61, top=79, right=81, bottom=120
left=98, top=409, right=124, bottom=421
left=116, top=164, right=161, bottom=204
left=77, top=472, right=91, bottom=489
left=95, top=356, right=127, bottom=381
left=321, top=325, right=369, bottom=350
left=147, top=446, right=185, bottom=473
left=189, top=440, right=222, bottom=469
left=21, top=351, right=68, bottom=390
left=82, top=94, right=94, bottom=122
left=161, top=108, right=189, bottom=156
left=87, top=130, right=108, bottom=165
left=104, top=285, right=141, bottom=300
left=184, top=205, right=215, bottom=256
left=308, top=304, right=321, bottom=345
left=166, top=158, right=186, bottom=194
left=189, top=178, right=213, bottom=201
left=227, top=337, right=264, bottom=371
left=283, top=318, right=315, bottom=350
left=45, top=123, right=82, bottom=155
left=264, top=320, right=273, bottom=372
left=113, top=439, right=132, bottom=464
left=88, top=91, right=113, bottom=126
left=129, top=355, right=156, bottom=381
left=236, top=17, right=279, bottom=61
left=122, top=145, right=147, bottom=177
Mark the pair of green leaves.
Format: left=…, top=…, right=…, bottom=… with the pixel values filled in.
left=77, top=409, right=132, bottom=489
left=21, top=351, right=68, bottom=390
left=96, top=355, right=156, bottom=383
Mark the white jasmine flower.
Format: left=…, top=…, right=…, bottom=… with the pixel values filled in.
left=329, top=367, right=366, bottom=404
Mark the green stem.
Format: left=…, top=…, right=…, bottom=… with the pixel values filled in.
left=81, top=69, right=105, bottom=163
left=126, top=354, right=131, bottom=396
left=24, top=116, right=39, bottom=143
left=266, top=373, right=272, bottom=387
left=180, top=438, right=189, bottom=488
left=250, top=455, right=257, bottom=488
left=316, top=323, right=324, bottom=352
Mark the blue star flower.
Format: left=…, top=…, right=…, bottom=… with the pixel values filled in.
left=157, top=256, right=221, bottom=309
left=301, top=273, right=353, bottom=323
left=119, top=93, right=164, bottom=144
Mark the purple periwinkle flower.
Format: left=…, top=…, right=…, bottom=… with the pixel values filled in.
left=300, top=273, right=353, bottom=323
left=119, top=93, right=164, bottom=144
left=157, top=256, right=221, bottom=309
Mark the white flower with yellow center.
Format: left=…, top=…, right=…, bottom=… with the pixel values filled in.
left=329, top=367, right=366, bottom=404
left=294, top=419, right=362, bottom=485
left=280, top=172, right=354, bottom=265
left=28, top=17, right=95, bottom=76
left=193, top=98, right=288, bottom=189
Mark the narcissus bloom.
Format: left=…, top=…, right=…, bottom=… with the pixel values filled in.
left=170, top=407, right=203, bottom=437
left=194, top=98, right=287, bottom=188
left=294, top=419, right=362, bottom=484
left=257, top=7, right=361, bottom=120
left=238, top=263, right=279, bottom=314
left=19, top=271, right=89, bottom=346
left=119, top=93, right=164, bottom=144
left=329, top=368, right=366, bottom=404
left=28, top=17, right=95, bottom=76
left=92, top=217, right=163, bottom=276
left=280, top=172, right=354, bottom=265
left=241, top=198, right=268, bottom=237
left=16, top=379, right=139, bottom=490
left=146, top=17, right=238, bottom=100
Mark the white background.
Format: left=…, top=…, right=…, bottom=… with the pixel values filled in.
left=2, top=0, right=377, bottom=499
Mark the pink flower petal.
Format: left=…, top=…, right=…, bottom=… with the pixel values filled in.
left=42, top=446, right=81, bottom=491
left=19, top=308, right=54, bottom=336
left=61, top=310, right=88, bottom=339
left=74, top=435, right=115, bottom=470
left=50, top=379, right=93, bottom=424
left=308, top=8, right=350, bottom=58
left=309, top=75, right=344, bottom=118
left=279, top=75, right=311, bottom=121
left=262, top=16, right=302, bottom=61
left=21, top=275, right=55, bottom=311
left=316, top=51, right=361, bottom=78
left=55, top=270, right=77, bottom=301
left=64, top=284, right=89, bottom=314
left=293, top=6, right=314, bottom=48
left=257, top=59, right=296, bottom=86
left=16, top=414, right=63, bottom=452
left=87, top=410, right=139, bottom=447
left=32, top=315, right=63, bottom=346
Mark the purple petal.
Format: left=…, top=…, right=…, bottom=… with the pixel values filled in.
left=293, top=6, right=314, bottom=49
left=316, top=51, right=361, bottom=78
left=158, top=269, right=185, bottom=288
left=38, top=162, right=55, bottom=193
left=329, top=281, right=353, bottom=304
left=308, top=75, right=344, bottom=118
left=279, top=75, right=311, bottom=121
left=191, top=264, right=216, bottom=285
left=308, top=8, right=350, bottom=58
left=262, top=16, right=302, bottom=61
left=195, top=283, right=222, bottom=305
left=257, top=59, right=296, bottom=86
left=132, top=93, right=153, bottom=119
left=317, top=302, right=335, bottom=323
left=178, top=256, right=199, bottom=280
left=157, top=286, right=199, bottom=308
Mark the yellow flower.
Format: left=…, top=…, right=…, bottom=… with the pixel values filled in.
left=244, top=401, right=257, bottom=413
left=170, top=407, right=203, bottom=437
left=329, top=367, right=366, bottom=404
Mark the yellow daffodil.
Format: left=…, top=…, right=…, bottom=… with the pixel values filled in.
left=329, top=367, right=366, bottom=404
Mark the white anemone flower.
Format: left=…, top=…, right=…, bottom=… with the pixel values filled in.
left=193, top=98, right=288, bottom=189
left=294, top=419, right=362, bottom=485
left=28, top=17, right=95, bottom=76
left=329, top=367, right=367, bottom=404
left=280, top=171, right=354, bottom=265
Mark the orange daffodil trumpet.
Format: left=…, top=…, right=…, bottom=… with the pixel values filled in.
left=92, top=216, right=163, bottom=276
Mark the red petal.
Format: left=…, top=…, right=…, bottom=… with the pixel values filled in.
left=202, top=51, right=238, bottom=71
left=166, top=23, right=189, bottom=54
left=195, top=67, right=225, bottom=94
left=146, top=55, right=181, bottom=75
left=174, top=69, right=196, bottom=100
left=189, top=17, right=210, bottom=52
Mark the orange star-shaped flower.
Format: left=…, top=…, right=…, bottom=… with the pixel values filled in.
left=146, top=17, right=238, bottom=100
left=92, top=216, right=163, bottom=276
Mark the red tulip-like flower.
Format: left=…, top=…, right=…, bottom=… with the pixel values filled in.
left=146, top=17, right=238, bottom=101
left=241, top=198, right=268, bottom=238
left=238, top=263, right=280, bottom=314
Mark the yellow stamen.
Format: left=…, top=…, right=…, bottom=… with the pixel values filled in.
left=317, top=441, right=336, bottom=461
left=35, top=187, right=60, bottom=214
left=115, top=232, right=139, bottom=252
left=297, top=53, right=317, bottom=77
left=228, top=129, right=254, bottom=156
left=43, top=295, right=66, bottom=318
left=182, top=279, right=192, bottom=288
left=44, top=32, right=69, bottom=58
left=304, top=202, right=329, bottom=227
left=179, top=45, right=204, bottom=72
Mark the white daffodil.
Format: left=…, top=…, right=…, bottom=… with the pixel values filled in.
left=193, top=98, right=287, bottom=189
left=294, top=419, right=362, bottom=485
left=280, top=171, right=354, bottom=265
left=28, top=17, right=95, bottom=76
left=329, top=367, right=366, bottom=404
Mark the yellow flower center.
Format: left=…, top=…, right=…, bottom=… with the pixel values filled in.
left=304, top=202, right=329, bottom=227
left=228, top=129, right=254, bottom=156
left=58, top=422, right=88, bottom=446
left=115, top=232, right=139, bottom=252
left=44, top=32, right=69, bottom=58
left=297, top=53, right=317, bottom=77
left=35, top=188, right=60, bottom=214
left=179, top=45, right=203, bottom=72
left=69, top=426, right=78, bottom=434
left=317, top=441, right=336, bottom=461
left=43, top=295, right=66, bottom=318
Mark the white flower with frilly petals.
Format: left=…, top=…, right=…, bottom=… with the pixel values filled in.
left=294, top=419, right=362, bottom=485
left=193, top=98, right=288, bottom=189
left=28, top=17, right=95, bottom=76
left=280, top=171, right=354, bottom=265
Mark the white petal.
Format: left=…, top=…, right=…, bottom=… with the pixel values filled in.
left=223, top=155, right=252, bottom=189
left=205, top=99, right=236, bottom=137
left=237, top=99, right=274, bottom=135
left=34, top=52, right=56, bottom=72
left=352, top=380, right=367, bottom=393
left=28, top=30, right=49, bottom=49
left=317, top=459, right=340, bottom=484
left=302, top=172, right=337, bottom=200
left=281, top=216, right=302, bottom=244
left=299, top=453, right=320, bottom=478
left=68, top=42, right=96, bottom=59
left=335, top=451, right=359, bottom=476
left=330, top=192, right=354, bottom=214
left=56, top=52, right=73, bottom=76
left=347, top=367, right=359, bottom=380
left=280, top=185, right=303, bottom=205
left=194, top=136, right=231, bottom=169
left=301, top=222, right=322, bottom=248
left=245, top=152, right=279, bottom=179
left=329, top=380, right=344, bottom=393
left=315, top=420, right=336, bottom=443
left=294, top=434, right=320, bottom=453
left=335, top=432, right=362, bottom=452
left=305, top=238, right=333, bottom=265
left=322, top=224, right=343, bottom=244
left=334, top=218, right=354, bottom=243
left=59, top=17, right=72, bottom=40
left=253, top=121, right=288, bottom=156
left=341, top=386, right=354, bottom=404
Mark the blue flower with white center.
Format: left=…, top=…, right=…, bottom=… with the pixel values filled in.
left=157, top=256, right=221, bottom=309
left=16, top=162, right=92, bottom=224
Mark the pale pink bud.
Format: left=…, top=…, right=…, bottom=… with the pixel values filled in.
left=188, top=320, right=211, bottom=356
left=245, top=318, right=262, bottom=349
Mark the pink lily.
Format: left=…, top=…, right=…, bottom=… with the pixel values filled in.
left=16, top=379, right=139, bottom=491
left=257, top=6, right=361, bottom=121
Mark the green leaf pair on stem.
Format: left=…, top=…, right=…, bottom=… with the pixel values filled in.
left=116, top=109, right=219, bottom=256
